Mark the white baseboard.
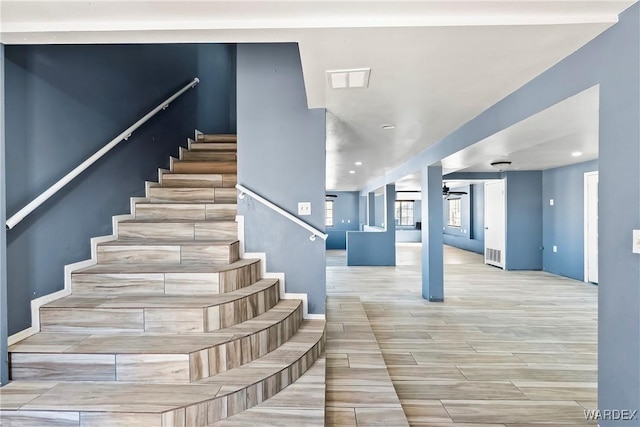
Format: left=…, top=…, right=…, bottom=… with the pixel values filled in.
left=236, top=215, right=325, bottom=321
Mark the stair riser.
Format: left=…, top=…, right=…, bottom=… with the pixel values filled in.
left=117, top=221, right=237, bottom=240
left=147, top=187, right=236, bottom=203
left=162, top=173, right=237, bottom=188
left=71, top=261, right=261, bottom=296
left=190, top=304, right=303, bottom=382
left=134, top=204, right=237, bottom=221
left=96, top=242, right=239, bottom=265
left=10, top=353, right=116, bottom=381
left=172, top=161, right=237, bottom=175
left=190, top=142, right=237, bottom=151
left=41, top=282, right=279, bottom=334
left=16, top=303, right=302, bottom=384
left=196, top=134, right=237, bottom=143
left=181, top=151, right=237, bottom=162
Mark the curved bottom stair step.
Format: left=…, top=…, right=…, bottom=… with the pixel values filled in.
left=10, top=300, right=303, bottom=383
left=0, top=320, right=326, bottom=427
left=210, top=357, right=325, bottom=426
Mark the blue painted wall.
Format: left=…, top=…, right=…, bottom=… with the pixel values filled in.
left=347, top=184, right=396, bottom=266
left=442, top=184, right=484, bottom=254
left=542, top=160, right=598, bottom=281
left=0, top=44, right=8, bottom=385
left=196, top=44, right=237, bottom=133
left=326, top=191, right=360, bottom=250
left=359, top=195, right=367, bottom=228
left=472, top=184, right=485, bottom=241
left=236, top=43, right=326, bottom=314
left=4, top=44, right=236, bottom=335
left=505, top=171, right=543, bottom=270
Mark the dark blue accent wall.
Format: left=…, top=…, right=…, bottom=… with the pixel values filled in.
left=505, top=171, right=543, bottom=270
left=4, top=44, right=236, bottom=335
left=326, top=191, right=360, bottom=250
left=236, top=43, right=326, bottom=314
left=0, top=43, right=8, bottom=385
left=442, top=184, right=484, bottom=254
left=542, top=160, right=598, bottom=281
left=196, top=44, right=237, bottom=133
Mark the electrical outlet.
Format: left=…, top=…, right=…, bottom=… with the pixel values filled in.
left=550, top=199, right=554, bottom=206
left=553, top=245, right=558, bottom=253
left=633, top=230, right=640, bottom=254
left=297, top=202, right=311, bottom=216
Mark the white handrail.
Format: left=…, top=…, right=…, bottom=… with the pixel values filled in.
left=236, top=184, right=328, bottom=242
left=6, top=78, right=200, bottom=230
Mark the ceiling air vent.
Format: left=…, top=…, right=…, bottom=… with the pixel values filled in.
left=327, top=68, right=371, bottom=89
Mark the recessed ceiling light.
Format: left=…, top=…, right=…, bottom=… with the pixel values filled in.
left=349, top=170, right=356, bottom=174
left=381, top=124, right=395, bottom=130
left=572, top=151, right=583, bottom=157
left=355, top=161, right=362, bottom=166
left=327, top=68, right=371, bottom=89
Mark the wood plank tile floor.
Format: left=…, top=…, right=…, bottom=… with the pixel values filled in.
left=325, top=244, right=598, bottom=427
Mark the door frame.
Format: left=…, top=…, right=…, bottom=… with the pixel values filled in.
left=584, top=171, right=598, bottom=283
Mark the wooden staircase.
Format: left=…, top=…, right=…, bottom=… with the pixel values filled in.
left=0, top=134, right=326, bottom=426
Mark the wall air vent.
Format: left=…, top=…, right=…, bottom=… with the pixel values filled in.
left=327, top=68, right=371, bottom=89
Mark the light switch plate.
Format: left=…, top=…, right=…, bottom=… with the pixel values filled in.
left=633, top=229, right=640, bottom=254
left=298, top=202, right=311, bottom=216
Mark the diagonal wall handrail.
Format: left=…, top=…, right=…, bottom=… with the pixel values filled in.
left=236, top=184, right=328, bottom=242
left=5, top=78, right=200, bottom=230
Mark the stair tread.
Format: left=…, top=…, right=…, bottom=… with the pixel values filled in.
left=3, top=321, right=324, bottom=414
left=74, top=257, right=259, bottom=274
left=42, top=279, right=278, bottom=310
left=99, top=238, right=238, bottom=247
left=136, top=201, right=237, bottom=206
left=11, top=300, right=301, bottom=354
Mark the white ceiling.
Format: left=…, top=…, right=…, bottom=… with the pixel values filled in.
left=1, top=1, right=632, bottom=191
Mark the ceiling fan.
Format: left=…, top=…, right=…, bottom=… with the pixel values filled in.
left=442, top=184, right=467, bottom=199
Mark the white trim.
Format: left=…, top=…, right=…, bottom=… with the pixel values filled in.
left=236, top=214, right=325, bottom=320
left=5, top=78, right=199, bottom=229
left=584, top=171, right=598, bottom=283
left=236, top=184, right=328, bottom=241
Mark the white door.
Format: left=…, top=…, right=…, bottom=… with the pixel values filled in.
left=585, top=172, right=598, bottom=283
left=484, top=180, right=506, bottom=269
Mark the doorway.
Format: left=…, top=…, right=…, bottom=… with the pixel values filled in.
left=484, top=180, right=506, bottom=269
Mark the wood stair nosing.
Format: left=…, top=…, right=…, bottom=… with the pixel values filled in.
left=189, top=142, right=238, bottom=152
left=39, top=278, right=281, bottom=334
left=70, top=258, right=262, bottom=296
left=1, top=321, right=325, bottom=427
left=96, top=239, right=240, bottom=266
left=146, top=187, right=237, bottom=203
left=117, top=219, right=238, bottom=241
left=134, top=202, right=237, bottom=221
left=9, top=300, right=305, bottom=384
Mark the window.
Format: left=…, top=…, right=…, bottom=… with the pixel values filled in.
left=448, top=198, right=461, bottom=227
left=395, top=201, right=414, bottom=226
left=325, top=200, right=334, bottom=227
